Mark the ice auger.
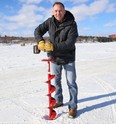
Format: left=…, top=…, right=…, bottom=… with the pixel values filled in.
left=42, top=58, right=57, bottom=120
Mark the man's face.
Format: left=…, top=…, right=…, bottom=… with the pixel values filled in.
left=52, top=4, right=66, bottom=22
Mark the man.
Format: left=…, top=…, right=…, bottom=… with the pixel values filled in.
left=34, top=2, right=78, bottom=118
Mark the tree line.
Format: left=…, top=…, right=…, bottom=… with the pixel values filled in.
left=0, top=35, right=116, bottom=44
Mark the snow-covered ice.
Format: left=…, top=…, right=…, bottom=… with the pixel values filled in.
left=0, top=42, right=116, bottom=124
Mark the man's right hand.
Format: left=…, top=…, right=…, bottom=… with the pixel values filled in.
left=38, top=40, right=45, bottom=51
left=44, top=41, right=53, bottom=51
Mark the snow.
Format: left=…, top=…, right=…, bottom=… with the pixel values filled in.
left=0, top=42, right=116, bottom=124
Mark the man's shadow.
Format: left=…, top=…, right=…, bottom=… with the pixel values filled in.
left=77, top=92, right=116, bottom=117
left=56, top=92, right=116, bottom=119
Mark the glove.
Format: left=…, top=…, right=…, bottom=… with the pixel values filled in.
left=44, top=41, right=53, bottom=51
left=38, top=40, right=45, bottom=51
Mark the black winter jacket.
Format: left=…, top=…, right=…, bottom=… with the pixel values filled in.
left=34, top=11, right=78, bottom=64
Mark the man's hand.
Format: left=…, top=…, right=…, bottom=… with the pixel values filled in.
left=44, top=42, right=53, bottom=51
left=38, top=40, right=45, bottom=51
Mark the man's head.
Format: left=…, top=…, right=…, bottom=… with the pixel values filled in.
left=52, top=2, right=66, bottom=22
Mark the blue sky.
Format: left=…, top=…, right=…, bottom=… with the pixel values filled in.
left=0, top=0, right=116, bottom=37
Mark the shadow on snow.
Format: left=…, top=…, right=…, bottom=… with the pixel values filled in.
left=47, top=92, right=116, bottom=119
left=77, top=92, right=116, bottom=117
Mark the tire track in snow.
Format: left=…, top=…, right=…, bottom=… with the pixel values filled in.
left=94, top=77, right=116, bottom=123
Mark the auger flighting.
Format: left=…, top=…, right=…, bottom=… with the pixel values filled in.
left=42, top=58, right=57, bottom=120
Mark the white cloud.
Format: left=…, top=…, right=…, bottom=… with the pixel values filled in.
left=4, top=4, right=44, bottom=30
left=88, top=0, right=109, bottom=14
left=79, top=27, right=92, bottom=36
left=83, top=27, right=91, bottom=31
left=0, top=27, right=3, bottom=33
left=105, top=20, right=116, bottom=27
left=48, top=0, right=56, bottom=4
left=48, top=0, right=89, bottom=4
left=69, top=0, right=112, bottom=21
left=106, top=3, right=116, bottom=13
left=3, top=31, right=19, bottom=36
left=18, top=0, right=42, bottom=4
left=71, top=0, right=89, bottom=4
left=1, top=1, right=52, bottom=36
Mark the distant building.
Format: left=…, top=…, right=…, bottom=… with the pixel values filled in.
left=109, top=34, right=116, bottom=39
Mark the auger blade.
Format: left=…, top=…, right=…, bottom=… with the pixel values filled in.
left=50, top=97, right=56, bottom=107
left=45, top=75, right=55, bottom=83
left=50, top=85, right=56, bottom=93
left=48, top=74, right=55, bottom=81
left=49, top=109, right=57, bottom=120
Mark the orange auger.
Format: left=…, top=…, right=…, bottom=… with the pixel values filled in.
left=42, top=58, right=57, bottom=120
